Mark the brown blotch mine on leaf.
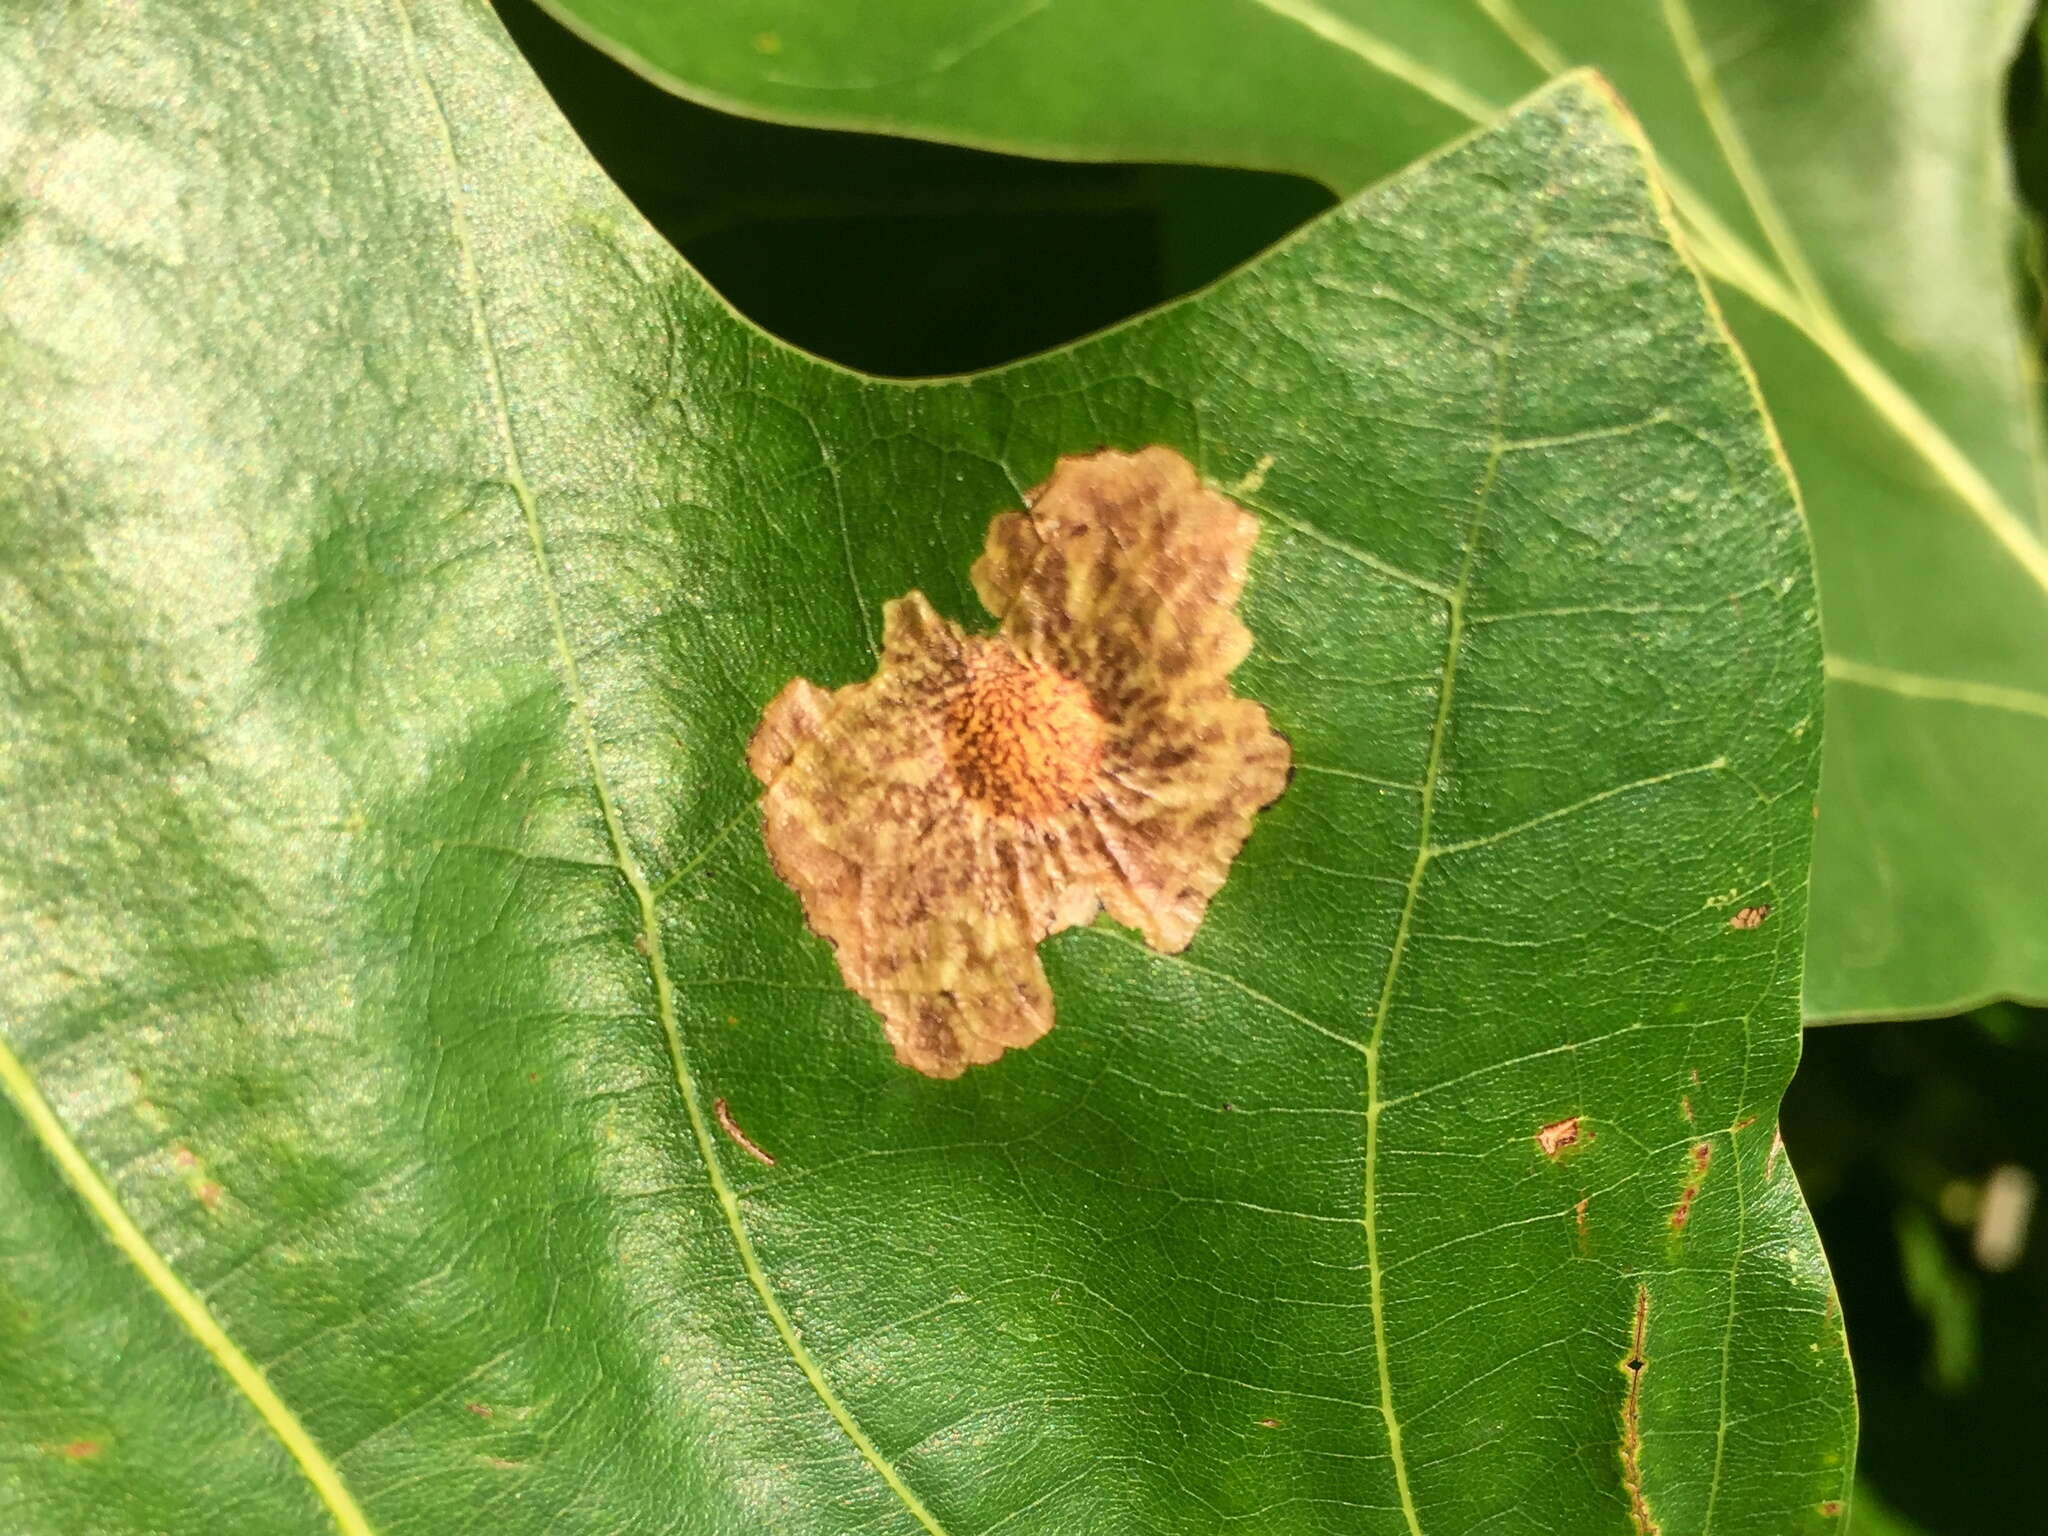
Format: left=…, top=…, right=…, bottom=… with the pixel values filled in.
left=748, top=446, right=1292, bottom=1078
left=1728, top=903, right=1771, bottom=930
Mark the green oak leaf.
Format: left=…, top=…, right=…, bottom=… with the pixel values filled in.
left=541, top=0, right=2048, bottom=1023
left=0, top=1, right=1851, bottom=1531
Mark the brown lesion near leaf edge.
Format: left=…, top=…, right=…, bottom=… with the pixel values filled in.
left=749, top=446, right=1292, bottom=1078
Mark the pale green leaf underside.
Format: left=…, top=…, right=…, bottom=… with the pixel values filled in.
left=0, top=2, right=1850, bottom=1532
left=542, top=0, right=2048, bottom=1022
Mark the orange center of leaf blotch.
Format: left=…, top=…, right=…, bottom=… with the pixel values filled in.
left=942, top=645, right=1107, bottom=818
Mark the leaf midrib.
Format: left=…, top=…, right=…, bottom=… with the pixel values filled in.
left=1246, top=0, right=2048, bottom=606
left=0, top=1040, right=376, bottom=1536
left=1348, top=179, right=1556, bottom=1536
left=387, top=2, right=953, bottom=1529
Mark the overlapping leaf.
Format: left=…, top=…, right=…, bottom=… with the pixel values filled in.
left=0, top=1, right=1851, bottom=1531
left=545, top=0, right=2048, bottom=1021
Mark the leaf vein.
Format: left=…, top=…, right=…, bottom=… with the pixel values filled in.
left=387, top=4, right=951, bottom=1527
left=1825, top=657, right=2048, bottom=722
left=0, top=1042, right=376, bottom=1536
left=1426, top=758, right=1728, bottom=859
left=1357, top=184, right=1558, bottom=1536
left=1273, top=0, right=2048, bottom=597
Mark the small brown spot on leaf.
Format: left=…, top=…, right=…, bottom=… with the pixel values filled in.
left=633, top=932, right=652, bottom=956
left=171, top=1146, right=197, bottom=1169
left=750, top=446, right=1290, bottom=1076
left=466, top=1402, right=493, bottom=1418
left=196, top=1180, right=223, bottom=1212
left=1257, top=1417, right=1283, bottom=1429
left=1680, top=1094, right=1694, bottom=1123
left=714, top=1098, right=776, bottom=1166
left=1669, top=1142, right=1714, bottom=1232
left=1819, top=1500, right=1843, bottom=1518
left=1537, top=1116, right=1583, bottom=1158
left=1574, top=1196, right=1591, bottom=1250
left=1729, top=904, right=1770, bottom=930
left=56, top=1440, right=102, bottom=1460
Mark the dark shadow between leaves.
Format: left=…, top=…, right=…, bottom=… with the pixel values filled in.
left=496, top=0, right=1336, bottom=378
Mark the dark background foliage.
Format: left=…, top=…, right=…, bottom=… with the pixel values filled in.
left=500, top=2, right=2048, bottom=1528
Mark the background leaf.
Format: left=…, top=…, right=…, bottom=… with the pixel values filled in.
left=1782, top=1006, right=2048, bottom=1534
left=488, top=0, right=1337, bottom=380
left=540, top=0, right=2048, bottom=1023
left=0, top=1, right=1852, bottom=1531
left=1847, top=1482, right=1935, bottom=1536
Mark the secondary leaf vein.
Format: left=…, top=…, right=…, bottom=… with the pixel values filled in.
left=1255, top=0, right=2048, bottom=602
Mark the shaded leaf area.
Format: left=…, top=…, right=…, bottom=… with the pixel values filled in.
left=1846, top=1488, right=1934, bottom=1536
left=543, top=0, right=2048, bottom=1022
left=1784, top=1007, right=2048, bottom=1536
left=0, top=2, right=1849, bottom=1532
